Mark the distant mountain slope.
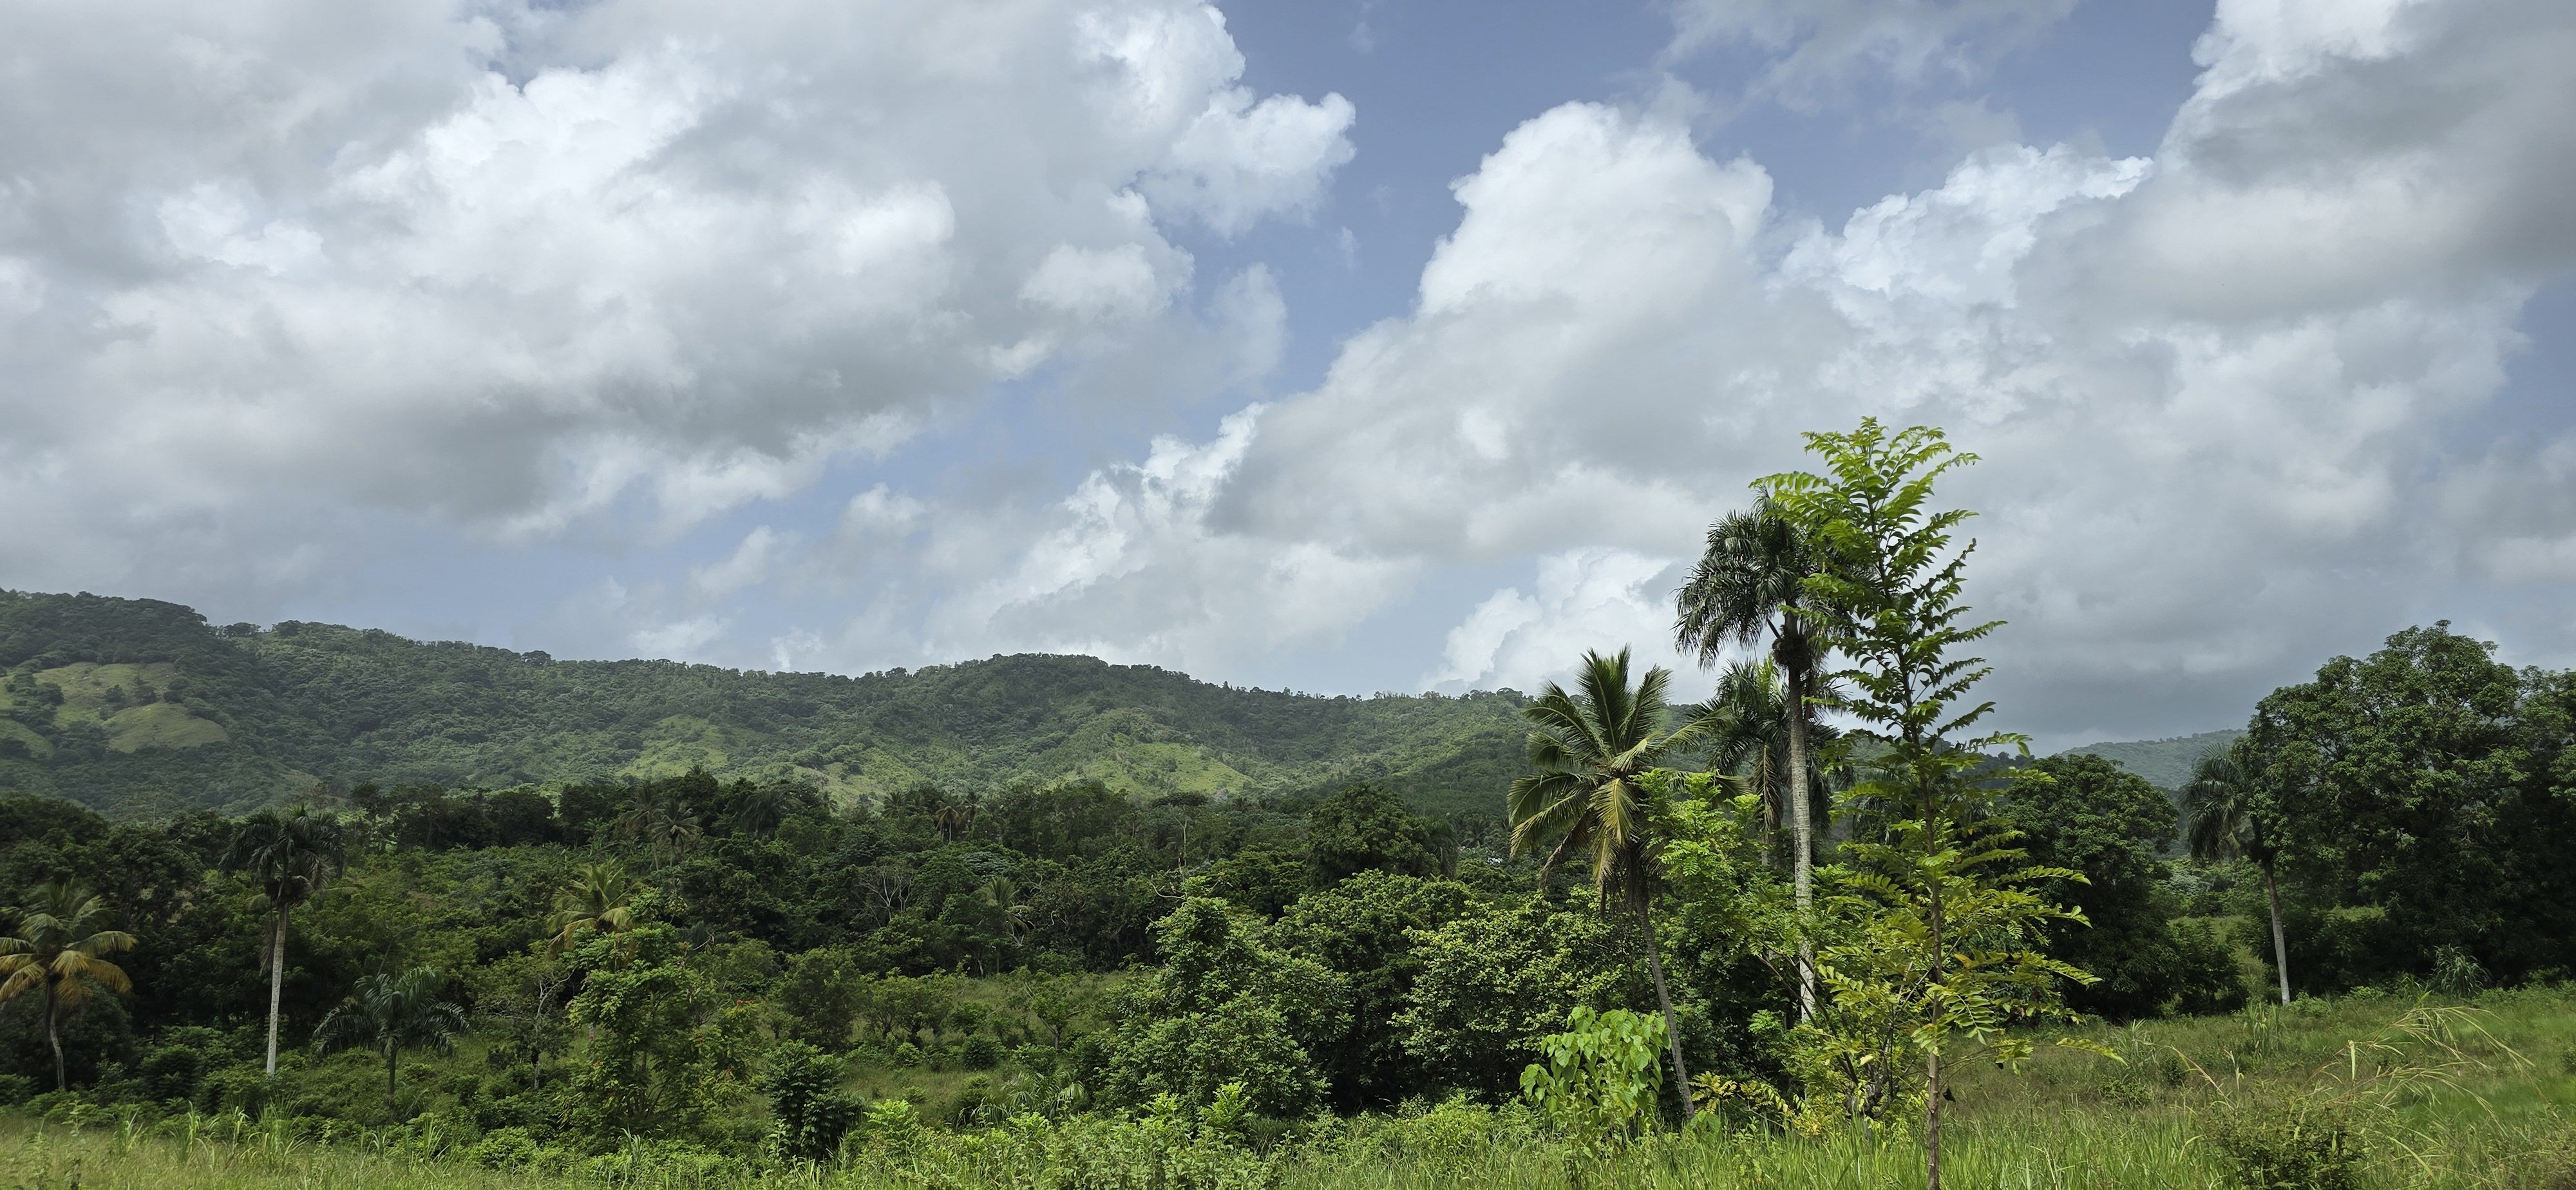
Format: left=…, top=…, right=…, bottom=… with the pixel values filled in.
left=2059, top=729, right=2243, bottom=791
left=0, top=590, right=1528, bottom=820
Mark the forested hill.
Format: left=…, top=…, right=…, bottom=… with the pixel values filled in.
left=0, top=590, right=1530, bottom=818
left=2061, top=730, right=2244, bottom=790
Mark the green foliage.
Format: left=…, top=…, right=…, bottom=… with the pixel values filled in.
left=1518, top=1006, right=1664, bottom=1155
left=561, top=927, right=743, bottom=1144
left=759, top=1040, right=862, bottom=1164
left=310, top=967, right=468, bottom=1119
left=2015, top=754, right=2241, bottom=1019
left=1304, top=784, right=1441, bottom=887
left=1097, top=898, right=1347, bottom=1117
left=1396, top=896, right=1638, bottom=1100
left=2245, top=623, right=2576, bottom=988
left=1761, top=419, right=2096, bottom=1182
left=1269, top=871, right=1478, bottom=1110
left=0, top=589, right=1530, bottom=820
left=2201, top=1091, right=2367, bottom=1189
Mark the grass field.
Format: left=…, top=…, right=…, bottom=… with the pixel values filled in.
left=10, top=988, right=2576, bottom=1189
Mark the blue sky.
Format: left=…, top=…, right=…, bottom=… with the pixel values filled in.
left=3, top=0, right=2570, bottom=748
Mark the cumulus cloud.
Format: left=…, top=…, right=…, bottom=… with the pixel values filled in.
left=1427, top=549, right=1688, bottom=694
left=813, top=0, right=2572, bottom=742
left=0, top=0, right=1350, bottom=593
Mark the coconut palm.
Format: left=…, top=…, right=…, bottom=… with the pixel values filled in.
left=546, top=862, right=639, bottom=955
left=312, top=966, right=468, bottom=1117
left=221, top=805, right=345, bottom=1075
left=1674, top=498, right=1837, bottom=1021
left=0, top=881, right=137, bottom=1091
left=1507, top=647, right=1705, bottom=1115
left=2183, top=745, right=2291, bottom=1005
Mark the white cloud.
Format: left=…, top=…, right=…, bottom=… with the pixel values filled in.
left=849, top=0, right=2574, bottom=736
left=1428, top=549, right=1687, bottom=694
left=0, top=0, right=1352, bottom=593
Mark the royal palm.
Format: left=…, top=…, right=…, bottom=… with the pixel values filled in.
left=1674, top=496, right=1834, bottom=1019
left=222, top=805, right=345, bottom=1075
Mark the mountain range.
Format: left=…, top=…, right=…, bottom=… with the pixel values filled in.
left=0, top=589, right=2230, bottom=819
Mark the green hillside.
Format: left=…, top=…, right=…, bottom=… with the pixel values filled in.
left=2060, top=728, right=2242, bottom=790
left=0, top=590, right=1529, bottom=820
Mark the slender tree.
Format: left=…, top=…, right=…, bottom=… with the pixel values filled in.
left=1761, top=419, right=2090, bottom=1190
left=547, top=861, right=640, bottom=955
left=1506, top=647, right=1705, bottom=1116
left=2183, top=744, right=2291, bottom=1005
left=0, top=881, right=137, bottom=1091
left=313, top=966, right=469, bottom=1117
left=1674, top=497, right=1835, bottom=1021
left=222, top=806, right=345, bottom=1076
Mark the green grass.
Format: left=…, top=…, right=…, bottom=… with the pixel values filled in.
left=14, top=990, right=2576, bottom=1188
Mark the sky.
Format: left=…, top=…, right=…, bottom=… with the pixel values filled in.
left=2, top=0, right=2571, bottom=750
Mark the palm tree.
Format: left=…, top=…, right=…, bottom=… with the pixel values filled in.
left=1507, top=647, right=1705, bottom=1115
left=1674, top=498, right=1835, bottom=1021
left=1689, top=659, right=1841, bottom=867
left=546, top=862, right=639, bottom=955
left=222, top=805, right=346, bottom=1075
left=2183, top=746, right=2291, bottom=1005
left=0, top=881, right=137, bottom=1091
left=735, top=785, right=800, bottom=839
left=312, top=966, right=468, bottom=1118
left=612, top=791, right=701, bottom=865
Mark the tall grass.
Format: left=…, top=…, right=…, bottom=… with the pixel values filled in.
left=12, top=989, right=2576, bottom=1189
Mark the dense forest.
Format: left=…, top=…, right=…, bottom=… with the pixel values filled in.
left=6, top=420, right=2575, bottom=1189
left=0, top=590, right=1531, bottom=821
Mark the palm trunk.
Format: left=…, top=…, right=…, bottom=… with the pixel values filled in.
left=1784, top=657, right=1817, bottom=1024
left=46, top=989, right=66, bottom=1092
left=2264, top=862, right=2291, bottom=1006
left=1636, top=900, right=1694, bottom=1119
left=388, top=1047, right=400, bottom=1118
left=266, top=905, right=289, bottom=1075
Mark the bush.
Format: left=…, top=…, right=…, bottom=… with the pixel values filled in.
left=760, top=1041, right=862, bottom=1164
left=2200, top=1093, right=2365, bottom=1190
left=958, top=1035, right=1005, bottom=1070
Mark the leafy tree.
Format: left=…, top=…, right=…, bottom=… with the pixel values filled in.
left=2183, top=744, right=2291, bottom=1005
left=1305, top=783, right=1441, bottom=886
left=2016, top=754, right=2216, bottom=1019
left=1269, top=871, right=1478, bottom=1109
left=1674, top=496, right=1837, bottom=1020
left=469, top=950, right=570, bottom=1086
left=547, top=861, right=639, bottom=955
left=311, top=965, right=468, bottom=1118
left=220, top=805, right=345, bottom=1075
left=1505, top=647, right=1703, bottom=1114
left=2242, top=623, right=2547, bottom=985
left=1396, top=895, right=1638, bottom=1100
left=564, top=927, right=736, bottom=1140
left=1099, top=897, right=1348, bottom=1117
left=774, top=946, right=864, bottom=1048
left=0, top=880, right=136, bottom=1090
left=1760, top=419, right=2092, bottom=1189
